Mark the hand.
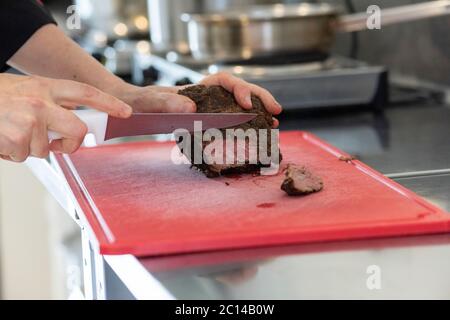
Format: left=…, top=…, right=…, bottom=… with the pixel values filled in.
left=112, top=72, right=282, bottom=127
left=0, top=74, right=132, bottom=162
left=200, top=72, right=282, bottom=115
left=7, top=24, right=281, bottom=126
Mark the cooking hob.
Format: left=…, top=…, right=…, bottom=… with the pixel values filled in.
left=134, top=53, right=388, bottom=110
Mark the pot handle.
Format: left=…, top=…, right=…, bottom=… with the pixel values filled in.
left=337, top=0, right=450, bottom=33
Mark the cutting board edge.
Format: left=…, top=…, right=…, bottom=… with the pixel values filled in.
left=99, top=217, right=450, bottom=257
left=301, top=131, right=448, bottom=215
left=55, top=153, right=115, bottom=247
left=54, top=131, right=450, bottom=257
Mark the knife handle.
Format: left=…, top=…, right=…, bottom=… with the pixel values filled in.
left=48, top=110, right=108, bottom=144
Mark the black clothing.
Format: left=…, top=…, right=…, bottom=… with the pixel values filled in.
left=0, top=0, right=55, bottom=71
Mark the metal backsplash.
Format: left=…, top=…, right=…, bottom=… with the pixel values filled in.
left=330, top=0, right=450, bottom=86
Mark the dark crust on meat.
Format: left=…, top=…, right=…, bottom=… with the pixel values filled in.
left=281, top=164, right=323, bottom=196
left=178, top=85, right=273, bottom=130
left=339, top=155, right=357, bottom=162
left=178, top=85, right=279, bottom=177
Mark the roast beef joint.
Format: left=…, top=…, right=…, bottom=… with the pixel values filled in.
left=177, top=85, right=280, bottom=178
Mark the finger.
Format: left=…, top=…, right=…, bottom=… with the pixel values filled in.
left=203, top=73, right=282, bottom=114
left=0, top=122, right=32, bottom=162
left=161, top=93, right=196, bottom=113
left=0, top=134, right=15, bottom=161
left=49, top=134, right=84, bottom=155
left=8, top=131, right=31, bottom=162
left=49, top=80, right=132, bottom=118
left=49, top=139, right=76, bottom=154
left=47, top=105, right=88, bottom=154
left=272, top=118, right=279, bottom=128
left=249, top=84, right=282, bottom=115
left=234, top=85, right=253, bottom=109
left=0, top=155, right=13, bottom=162
left=30, top=122, right=50, bottom=158
left=203, top=73, right=252, bottom=108
left=138, top=92, right=196, bottom=113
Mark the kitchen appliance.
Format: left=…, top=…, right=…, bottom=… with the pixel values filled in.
left=76, top=0, right=149, bottom=40
left=148, top=0, right=298, bottom=55
left=53, top=131, right=450, bottom=256
left=47, top=110, right=257, bottom=143
left=182, top=1, right=450, bottom=62
left=75, top=1, right=150, bottom=79
left=134, top=53, right=388, bottom=110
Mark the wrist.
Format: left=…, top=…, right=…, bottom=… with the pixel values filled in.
left=99, top=76, right=127, bottom=94
left=101, top=79, right=135, bottom=102
left=106, top=81, right=145, bottom=112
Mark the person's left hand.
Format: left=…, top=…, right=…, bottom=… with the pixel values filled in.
left=113, top=72, right=282, bottom=127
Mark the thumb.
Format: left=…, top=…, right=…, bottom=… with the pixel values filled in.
left=137, top=92, right=197, bottom=113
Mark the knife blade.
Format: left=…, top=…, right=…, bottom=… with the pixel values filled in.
left=48, top=110, right=258, bottom=144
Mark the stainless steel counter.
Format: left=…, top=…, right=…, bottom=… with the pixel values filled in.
left=280, top=104, right=450, bottom=175
left=142, top=175, right=450, bottom=300
left=137, top=103, right=450, bottom=299
left=27, top=102, right=450, bottom=299
left=398, top=174, right=450, bottom=212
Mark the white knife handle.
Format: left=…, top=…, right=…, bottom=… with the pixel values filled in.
left=48, top=110, right=108, bottom=144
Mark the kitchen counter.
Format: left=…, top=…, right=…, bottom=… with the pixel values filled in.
left=28, top=101, right=450, bottom=299
left=140, top=174, right=450, bottom=300
left=397, top=174, right=450, bottom=211
left=133, top=103, right=450, bottom=300
left=279, top=103, right=450, bottom=175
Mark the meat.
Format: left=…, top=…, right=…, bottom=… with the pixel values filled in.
left=339, top=155, right=357, bottom=162
left=281, top=164, right=323, bottom=196
left=177, top=85, right=279, bottom=177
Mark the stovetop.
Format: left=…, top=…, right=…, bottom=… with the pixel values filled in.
left=162, top=51, right=384, bottom=79
left=135, top=53, right=388, bottom=110
left=164, top=50, right=330, bottom=68
left=205, top=56, right=385, bottom=80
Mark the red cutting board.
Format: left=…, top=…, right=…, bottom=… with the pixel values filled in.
left=55, top=131, right=450, bottom=256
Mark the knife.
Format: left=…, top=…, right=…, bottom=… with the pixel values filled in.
left=48, top=110, right=257, bottom=144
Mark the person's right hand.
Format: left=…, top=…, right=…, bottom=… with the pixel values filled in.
left=0, top=74, right=132, bottom=162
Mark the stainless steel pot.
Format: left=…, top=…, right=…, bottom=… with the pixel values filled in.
left=76, top=0, right=148, bottom=39
left=181, top=0, right=450, bottom=62
left=148, top=0, right=296, bottom=55
left=148, top=0, right=199, bottom=55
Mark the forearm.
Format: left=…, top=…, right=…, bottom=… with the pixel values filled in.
left=6, top=23, right=281, bottom=117
left=8, top=24, right=126, bottom=95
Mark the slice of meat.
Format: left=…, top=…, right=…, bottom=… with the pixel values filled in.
left=339, top=155, right=357, bottom=162
left=177, top=85, right=280, bottom=177
left=281, top=164, right=323, bottom=196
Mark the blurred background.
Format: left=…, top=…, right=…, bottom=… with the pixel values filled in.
left=0, top=0, right=449, bottom=299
